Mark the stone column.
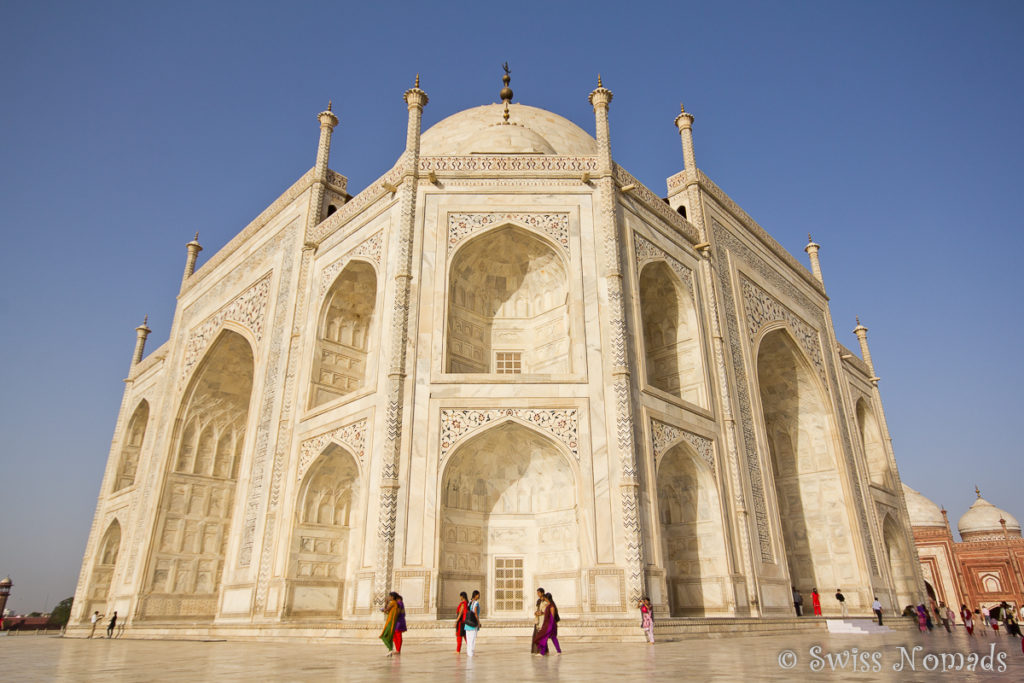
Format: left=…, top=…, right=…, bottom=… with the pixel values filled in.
left=588, top=77, right=646, bottom=606
left=180, top=233, right=202, bottom=289
left=131, top=315, right=151, bottom=368
left=374, top=76, right=427, bottom=606
left=675, top=104, right=759, bottom=614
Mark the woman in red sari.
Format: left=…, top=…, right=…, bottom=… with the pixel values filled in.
left=811, top=588, right=822, bottom=616
left=961, top=604, right=974, bottom=636
left=455, top=592, right=469, bottom=653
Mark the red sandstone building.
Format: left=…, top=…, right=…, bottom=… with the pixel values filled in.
left=904, top=485, right=1024, bottom=614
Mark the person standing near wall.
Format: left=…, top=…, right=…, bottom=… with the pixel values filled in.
left=464, top=590, right=481, bottom=656
left=792, top=587, right=803, bottom=617
left=106, top=611, right=117, bottom=638
left=89, top=611, right=101, bottom=638
left=639, top=597, right=654, bottom=644
left=872, top=597, right=883, bottom=626
left=835, top=589, right=847, bottom=617
left=811, top=588, right=822, bottom=616
left=455, top=592, right=468, bottom=653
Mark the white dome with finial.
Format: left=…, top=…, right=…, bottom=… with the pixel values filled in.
left=901, top=484, right=946, bottom=528
left=958, top=488, right=1021, bottom=541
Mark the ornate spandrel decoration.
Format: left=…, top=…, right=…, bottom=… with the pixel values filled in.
left=613, top=164, right=699, bottom=244
left=650, top=419, right=714, bottom=475
left=740, top=276, right=825, bottom=383
left=318, top=230, right=384, bottom=296
left=439, top=408, right=579, bottom=464
left=633, top=233, right=694, bottom=297
left=297, top=419, right=368, bottom=483
left=421, top=156, right=597, bottom=174
left=181, top=272, right=272, bottom=384
left=447, top=213, right=569, bottom=257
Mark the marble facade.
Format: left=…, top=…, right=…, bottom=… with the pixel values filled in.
left=70, top=75, right=923, bottom=638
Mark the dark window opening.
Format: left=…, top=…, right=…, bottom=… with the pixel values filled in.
left=326, top=204, right=338, bottom=216
left=676, top=205, right=687, bottom=219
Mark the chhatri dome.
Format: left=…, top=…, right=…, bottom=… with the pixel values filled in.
left=901, top=483, right=946, bottom=528
left=958, top=488, right=1022, bottom=541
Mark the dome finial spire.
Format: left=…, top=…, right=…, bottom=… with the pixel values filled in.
left=500, top=61, right=513, bottom=123
left=976, top=485, right=981, bottom=498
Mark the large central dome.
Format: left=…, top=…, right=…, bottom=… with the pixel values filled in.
left=419, top=103, right=597, bottom=156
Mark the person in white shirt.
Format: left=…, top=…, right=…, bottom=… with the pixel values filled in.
left=871, top=597, right=883, bottom=625
left=89, top=611, right=102, bottom=638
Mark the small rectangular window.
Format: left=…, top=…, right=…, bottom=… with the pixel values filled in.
left=494, top=557, right=524, bottom=611
left=495, top=351, right=522, bottom=374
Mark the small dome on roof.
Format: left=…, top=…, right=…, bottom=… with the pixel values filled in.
left=902, top=484, right=946, bottom=528
left=419, top=103, right=597, bottom=156
left=958, top=493, right=1021, bottom=542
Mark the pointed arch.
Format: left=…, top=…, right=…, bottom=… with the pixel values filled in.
left=285, top=443, right=362, bottom=617
left=84, top=519, right=122, bottom=618
left=882, top=514, right=916, bottom=610
left=141, top=329, right=254, bottom=620
left=446, top=225, right=571, bottom=374
left=310, top=260, right=378, bottom=408
left=857, top=398, right=893, bottom=489
left=755, top=327, right=864, bottom=608
left=656, top=440, right=728, bottom=615
left=639, top=260, right=707, bottom=406
left=113, top=400, right=149, bottom=492
left=438, top=421, right=581, bottom=617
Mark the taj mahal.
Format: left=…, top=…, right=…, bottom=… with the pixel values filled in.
left=69, top=70, right=925, bottom=639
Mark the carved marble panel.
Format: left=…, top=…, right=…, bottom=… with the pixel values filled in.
left=633, top=233, right=694, bottom=296
left=650, top=419, right=715, bottom=475
left=297, top=418, right=368, bottom=483
left=447, top=212, right=569, bottom=257
left=439, top=408, right=579, bottom=464
left=318, top=230, right=384, bottom=296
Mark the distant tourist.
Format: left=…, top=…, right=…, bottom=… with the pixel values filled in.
left=811, top=588, right=822, bottom=616
left=938, top=602, right=951, bottom=632
left=531, top=587, right=546, bottom=654
left=988, top=605, right=1000, bottom=634
left=380, top=592, right=406, bottom=656
left=915, top=605, right=928, bottom=632
left=944, top=604, right=957, bottom=632
left=835, top=589, right=847, bottom=617
left=106, top=611, right=117, bottom=638
left=545, top=592, right=562, bottom=654
left=455, top=592, right=468, bottom=653
left=871, top=597, right=883, bottom=626
left=533, top=593, right=556, bottom=655
left=975, top=609, right=987, bottom=636
left=792, top=587, right=803, bottom=617
left=89, top=611, right=101, bottom=638
left=463, top=590, right=481, bottom=656
left=639, top=596, right=655, bottom=644
left=961, top=605, right=974, bottom=636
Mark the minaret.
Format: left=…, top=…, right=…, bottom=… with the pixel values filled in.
left=374, top=73, right=427, bottom=606
left=588, top=74, right=613, bottom=165
left=131, top=315, right=151, bottom=368
left=305, top=102, right=339, bottom=235
left=853, top=317, right=880, bottom=384
left=181, top=232, right=202, bottom=289
left=804, top=234, right=825, bottom=287
left=674, top=103, right=697, bottom=173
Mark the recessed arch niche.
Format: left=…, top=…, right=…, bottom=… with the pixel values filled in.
left=656, top=441, right=728, bottom=615
left=438, top=422, right=580, bottom=617
left=141, top=329, right=254, bottom=620
left=857, top=398, right=893, bottom=489
left=756, top=328, right=862, bottom=606
left=882, top=514, right=916, bottom=611
left=84, top=519, right=121, bottom=618
left=310, top=260, right=377, bottom=408
left=638, top=261, right=706, bottom=406
left=113, top=400, right=149, bottom=492
left=445, top=226, right=571, bottom=374
left=285, top=443, right=361, bottom=618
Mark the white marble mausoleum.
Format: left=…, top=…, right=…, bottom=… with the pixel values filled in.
left=70, top=72, right=924, bottom=638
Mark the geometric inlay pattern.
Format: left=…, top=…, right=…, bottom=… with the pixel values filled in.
left=633, top=233, right=694, bottom=296
left=650, top=418, right=715, bottom=475
left=297, top=418, right=368, bottom=483
left=740, top=276, right=825, bottom=382
left=319, top=230, right=384, bottom=296
left=447, top=213, right=569, bottom=257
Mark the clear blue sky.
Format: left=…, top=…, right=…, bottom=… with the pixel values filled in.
left=1, top=1, right=1021, bottom=613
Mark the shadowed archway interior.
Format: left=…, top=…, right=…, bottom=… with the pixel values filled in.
left=84, top=520, right=121, bottom=619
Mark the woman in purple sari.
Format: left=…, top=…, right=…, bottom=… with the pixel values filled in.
left=915, top=604, right=928, bottom=632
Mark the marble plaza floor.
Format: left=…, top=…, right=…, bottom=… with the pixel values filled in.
left=2, top=626, right=1023, bottom=682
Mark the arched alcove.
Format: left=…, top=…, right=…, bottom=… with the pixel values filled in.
left=857, top=399, right=893, bottom=489
left=84, top=520, right=121, bottom=618
left=446, top=226, right=571, bottom=374
left=310, top=261, right=377, bottom=408
left=657, top=442, right=728, bottom=616
left=285, top=443, right=361, bottom=618
left=882, top=515, right=916, bottom=610
left=639, top=261, right=706, bottom=406
left=438, top=422, right=579, bottom=617
left=113, top=400, right=149, bottom=492
left=141, top=329, right=254, bottom=620
left=757, top=329, right=862, bottom=607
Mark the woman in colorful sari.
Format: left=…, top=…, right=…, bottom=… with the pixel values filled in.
left=640, top=597, right=655, bottom=643
left=534, top=596, right=556, bottom=655
left=531, top=588, right=547, bottom=654
left=961, top=604, right=974, bottom=636
left=455, top=592, right=469, bottom=653
left=811, top=588, right=822, bottom=617
left=380, top=591, right=407, bottom=656
left=915, top=604, right=928, bottom=632
left=545, top=592, right=562, bottom=654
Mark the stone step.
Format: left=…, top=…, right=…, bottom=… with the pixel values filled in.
left=826, top=618, right=891, bottom=634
